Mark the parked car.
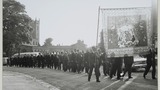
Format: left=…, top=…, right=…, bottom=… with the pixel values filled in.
left=12, top=52, right=42, bottom=58
left=132, top=55, right=147, bottom=71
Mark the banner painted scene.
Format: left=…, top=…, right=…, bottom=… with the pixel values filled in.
left=102, top=8, right=152, bottom=56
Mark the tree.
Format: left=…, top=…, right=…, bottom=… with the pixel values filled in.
left=99, top=30, right=105, bottom=53
left=43, top=38, right=53, bottom=47
left=3, top=0, right=33, bottom=57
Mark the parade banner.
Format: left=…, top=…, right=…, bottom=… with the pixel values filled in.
left=101, top=7, right=152, bottom=57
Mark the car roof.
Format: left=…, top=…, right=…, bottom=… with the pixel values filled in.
left=134, top=55, right=146, bottom=61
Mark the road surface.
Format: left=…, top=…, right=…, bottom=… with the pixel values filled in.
left=3, top=66, right=158, bottom=90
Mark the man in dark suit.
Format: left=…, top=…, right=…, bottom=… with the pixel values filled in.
left=94, top=52, right=101, bottom=82
left=143, top=48, right=156, bottom=79
left=84, top=51, right=89, bottom=73
left=37, top=54, right=41, bottom=68
left=122, top=54, right=134, bottom=78
left=41, top=54, right=45, bottom=69
left=109, top=53, right=122, bottom=80
left=88, top=50, right=101, bottom=82
left=101, top=52, right=107, bottom=76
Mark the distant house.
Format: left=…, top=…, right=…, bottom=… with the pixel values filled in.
left=32, top=40, right=87, bottom=53
left=71, top=40, right=87, bottom=51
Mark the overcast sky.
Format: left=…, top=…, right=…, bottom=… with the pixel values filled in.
left=16, top=0, right=151, bottom=47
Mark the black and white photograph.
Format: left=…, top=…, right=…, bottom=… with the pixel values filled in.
left=2, top=0, right=158, bottom=90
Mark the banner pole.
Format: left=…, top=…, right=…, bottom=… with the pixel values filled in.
left=96, top=6, right=100, bottom=49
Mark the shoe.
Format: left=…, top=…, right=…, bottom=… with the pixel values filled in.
left=117, top=77, right=120, bottom=80
left=129, top=77, right=133, bottom=79
left=152, top=77, right=156, bottom=79
left=96, top=80, right=100, bottom=82
left=143, top=75, right=146, bottom=79
left=110, top=75, right=112, bottom=79
left=121, top=75, right=124, bottom=77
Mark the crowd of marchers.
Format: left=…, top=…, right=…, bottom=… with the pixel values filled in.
left=6, top=48, right=157, bottom=82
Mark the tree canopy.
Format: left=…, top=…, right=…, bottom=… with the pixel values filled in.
left=3, top=0, right=33, bottom=57
left=43, top=38, right=53, bottom=47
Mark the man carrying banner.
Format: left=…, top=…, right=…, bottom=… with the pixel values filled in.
left=109, top=52, right=122, bottom=80
left=122, top=54, right=134, bottom=78
left=143, top=47, right=156, bottom=79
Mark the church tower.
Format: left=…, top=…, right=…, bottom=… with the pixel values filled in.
left=30, top=18, right=40, bottom=46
